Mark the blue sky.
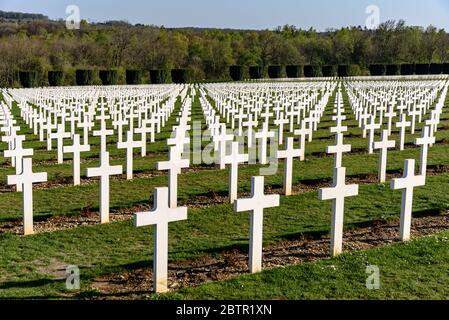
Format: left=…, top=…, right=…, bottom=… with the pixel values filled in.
left=1, top=0, right=448, bottom=30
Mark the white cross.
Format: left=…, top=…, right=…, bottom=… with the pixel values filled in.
left=255, top=126, right=275, bottom=165
left=156, top=146, right=189, bottom=208
left=4, top=137, right=33, bottom=192
left=49, top=123, right=71, bottom=164
left=63, top=134, right=91, bottom=186
left=86, top=152, right=123, bottom=224
left=234, top=176, right=279, bottom=273
left=391, top=159, right=425, bottom=241
left=93, top=122, right=114, bottom=154
left=7, top=158, right=47, bottom=235
left=365, top=116, right=381, bottom=154
left=224, top=142, right=249, bottom=203
left=327, top=133, right=351, bottom=168
left=415, top=126, right=435, bottom=177
left=396, top=114, right=411, bottom=151
left=242, top=115, right=258, bottom=148
left=293, top=121, right=308, bottom=161
left=134, top=187, right=187, bottom=293
left=118, top=130, right=145, bottom=180
left=213, top=124, right=234, bottom=170
left=319, top=167, right=359, bottom=257
left=373, top=130, right=395, bottom=183
left=277, top=137, right=301, bottom=195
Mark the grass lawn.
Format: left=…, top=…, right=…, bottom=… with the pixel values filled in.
left=165, top=231, right=449, bottom=300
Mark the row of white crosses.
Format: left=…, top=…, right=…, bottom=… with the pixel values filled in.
left=2, top=85, right=189, bottom=233
left=346, top=80, right=447, bottom=154
left=318, top=80, right=448, bottom=256
left=133, top=92, right=194, bottom=293
left=0, top=92, right=47, bottom=235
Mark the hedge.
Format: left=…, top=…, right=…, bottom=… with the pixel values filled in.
left=75, top=69, right=95, bottom=86
left=268, top=65, right=282, bottom=79
left=415, top=64, right=430, bottom=75
left=126, top=70, right=142, bottom=85
left=322, top=65, right=337, bottom=77
left=229, top=65, right=244, bottom=81
left=386, top=64, right=400, bottom=76
left=48, top=71, right=64, bottom=87
left=400, top=64, right=415, bottom=75
left=336, top=65, right=350, bottom=77
left=304, top=65, right=322, bottom=78
left=99, top=70, right=118, bottom=85
left=286, top=65, right=302, bottom=78
left=369, top=64, right=386, bottom=76
left=171, top=69, right=190, bottom=84
left=19, top=71, right=38, bottom=88
left=249, top=66, right=263, bottom=79
left=443, top=63, right=449, bottom=75
left=150, top=69, right=170, bottom=84
left=429, top=63, right=443, bottom=75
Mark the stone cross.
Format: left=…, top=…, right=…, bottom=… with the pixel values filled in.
left=234, top=176, right=279, bottom=273
left=156, top=146, right=190, bottom=208
left=86, top=152, right=123, bottom=223
left=7, top=158, right=47, bottom=235
left=365, top=116, right=381, bottom=154
left=255, top=126, right=275, bottom=165
left=49, top=123, right=71, bottom=164
left=63, top=134, right=91, bottom=186
left=277, top=137, right=301, bottom=195
left=414, top=126, right=435, bottom=178
left=391, top=159, right=425, bottom=241
left=373, top=130, right=395, bottom=183
left=224, top=142, right=249, bottom=203
left=327, top=133, right=351, bottom=168
left=134, top=187, right=187, bottom=293
left=319, top=167, right=359, bottom=257
left=117, top=130, right=145, bottom=180
left=396, top=114, right=411, bottom=151
left=4, top=138, right=33, bottom=192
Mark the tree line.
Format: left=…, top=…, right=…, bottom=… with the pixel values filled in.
left=0, top=18, right=448, bottom=87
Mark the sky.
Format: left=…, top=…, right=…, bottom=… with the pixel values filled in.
left=0, top=0, right=448, bottom=31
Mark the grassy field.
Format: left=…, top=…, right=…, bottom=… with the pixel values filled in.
left=0, top=80, right=448, bottom=299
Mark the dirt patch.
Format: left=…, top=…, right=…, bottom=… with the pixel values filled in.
left=87, top=213, right=449, bottom=299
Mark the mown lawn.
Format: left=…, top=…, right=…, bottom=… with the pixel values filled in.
left=165, top=231, right=449, bottom=300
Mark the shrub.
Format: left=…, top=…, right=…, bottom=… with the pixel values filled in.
left=171, top=69, right=190, bottom=84
left=386, top=64, right=400, bottom=76
left=268, top=65, right=282, bottom=78
left=304, top=65, right=322, bottom=78
left=249, top=66, right=263, bottom=79
left=150, top=69, right=170, bottom=84
left=99, top=70, right=118, bottom=85
left=443, top=63, right=449, bottom=74
left=229, top=65, right=244, bottom=81
left=429, top=63, right=443, bottom=75
left=286, top=65, right=302, bottom=78
left=400, top=64, right=415, bottom=75
left=19, top=71, right=38, bottom=88
left=75, top=69, right=95, bottom=86
left=348, top=64, right=362, bottom=76
left=415, top=64, right=430, bottom=75
left=322, top=65, right=337, bottom=77
left=48, top=71, right=64, bottom=86
left=369, top=64, right=386, bottom=76
left=126, top=70, right=142, bottom=85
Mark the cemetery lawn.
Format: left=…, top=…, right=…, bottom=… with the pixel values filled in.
left=165, top=231, right=449, bottom=300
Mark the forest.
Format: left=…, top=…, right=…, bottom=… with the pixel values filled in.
left=0, top=16, right=448, bottom=86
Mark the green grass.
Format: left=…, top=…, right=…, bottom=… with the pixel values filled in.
left=165, top=231, right=449, bottom=300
